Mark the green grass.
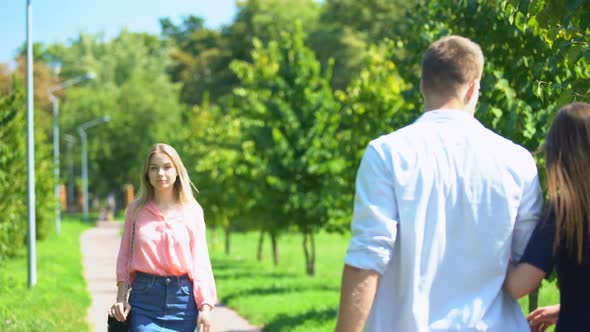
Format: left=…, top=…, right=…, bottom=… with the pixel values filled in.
left=210, top=231, right=560, bottom=332
left=0, top=216, right=93, bottom=331
left=209, top=231, right=346, bottom=332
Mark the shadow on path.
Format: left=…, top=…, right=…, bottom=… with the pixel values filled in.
left=263, top=308, right=338, bottom=332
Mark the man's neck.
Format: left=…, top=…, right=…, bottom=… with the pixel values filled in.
left=424, top=98, right=468, bottom=113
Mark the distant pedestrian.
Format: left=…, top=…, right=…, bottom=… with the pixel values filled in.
left=108, top=143, right=216, bottom=332
left=106, top=192, right=116, bottom=220
left=97, top=208, right=106, bottom=222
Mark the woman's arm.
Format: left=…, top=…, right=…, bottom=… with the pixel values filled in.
left=503, top=262, right=546, bottom=299
left=189, top=203, right=216, bottom=332
left=110, top=202, right=138, bottom=322
left=190, top=203, right=217, bottom=309
left=109, top=281, right=132, bottom=321
left=115, top=201, right=138, bottom=284
left=505, top=209, right=556, bottom=299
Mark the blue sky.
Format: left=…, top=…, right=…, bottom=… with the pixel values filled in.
left=0, top=0, right=238, bottom=64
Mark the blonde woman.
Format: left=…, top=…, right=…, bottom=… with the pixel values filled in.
left=108, top=143, right=216, bottom=332
left=504, top=102, right=590, bottom=331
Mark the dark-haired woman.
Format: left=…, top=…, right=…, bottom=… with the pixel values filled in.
left=504, top=102, right=590, bottom=332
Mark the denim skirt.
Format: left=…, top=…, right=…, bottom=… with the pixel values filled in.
left=129, top=271, right=198, bottom=332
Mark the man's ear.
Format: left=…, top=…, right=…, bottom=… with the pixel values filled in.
left=419, top=79, right=424, bottom=96
left=464, top=79, right=479, bottom=103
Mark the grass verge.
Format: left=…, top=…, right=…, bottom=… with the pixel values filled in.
left=0, top=216, right=93, bottom=331
left=209, top=231, right=560, bottom=332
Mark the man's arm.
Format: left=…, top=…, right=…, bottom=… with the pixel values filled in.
left=338, top=143, right=398, bottom=331
left=335, top=265, right=381, bottom=332
left=512, top=153, right=543, bottom=261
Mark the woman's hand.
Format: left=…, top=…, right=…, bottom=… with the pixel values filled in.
left=109, top=301, right=131, bottom=322
left=198, top=305, right=212, bottom=332
left=528, top=304, right=559, bottom=332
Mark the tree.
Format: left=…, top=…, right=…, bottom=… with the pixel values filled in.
left=173, top=96, right=254, bottom=255
left=318, top=0, right=414, bottom=42
left=224, top=0, right=320, bottom=61
left=45, top=31, right=185, bottom=203
left=499, top=0, right=590, bottom=105
left=0, top=88, right=28, bottom=263
left=160, top=15, right=232, bottom=106
left=317, top=42, right=408, bottom=233
left=230, top=23, right=338, bottom=274
left=308, top=26, right=368, bottom=90
left=0, top=85, right=54, bottom=265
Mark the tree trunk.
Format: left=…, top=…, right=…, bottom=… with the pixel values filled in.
left=210, top=227, right=218, bottom=249
left=302, top=230, right=316, bottom=276
left=528, top=287, right=539, bottom=312
left=271, top=232, right=279, bottom=266
left=224, top=227, right=231, bottom=255
left=310, top=231, right=315, bottom=275
left=257, top=230, right=264, bottom=261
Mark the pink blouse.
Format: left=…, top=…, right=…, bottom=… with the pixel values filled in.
left=116, top=200, right=217, bottom=310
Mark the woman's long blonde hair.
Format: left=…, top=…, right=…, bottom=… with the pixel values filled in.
left=545, top=102, right=590, bottom=263
left=134, top=143, right=198, bottom=210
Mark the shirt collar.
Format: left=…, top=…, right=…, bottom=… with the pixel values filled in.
left=146, top=200, right=184, bottom=219
left=416, top=109, right=481, bottom=127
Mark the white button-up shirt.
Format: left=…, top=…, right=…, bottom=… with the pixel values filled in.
left=345, top=109, right=543, bottom=332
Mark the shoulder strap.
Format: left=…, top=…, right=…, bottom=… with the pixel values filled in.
left=126, top=205, right=139, bottom=288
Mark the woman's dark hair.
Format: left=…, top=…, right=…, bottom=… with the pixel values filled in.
left=545, top=102, right=590, bottom=263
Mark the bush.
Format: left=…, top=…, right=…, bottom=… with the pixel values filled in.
left=0, top=89, right=27, bottom=262
left=0, top=86, right=53, bottom=264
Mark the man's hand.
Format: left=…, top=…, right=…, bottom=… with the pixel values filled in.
left=528, top=304, right=559, bottom=332
left=335, top=265, right=381, bottom=332
left=198, top=304, right=212, bottom=332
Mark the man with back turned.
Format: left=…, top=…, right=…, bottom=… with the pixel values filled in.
left=335, top=35, right=543, bottom=332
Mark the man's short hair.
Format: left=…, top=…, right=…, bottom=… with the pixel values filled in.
left=421, top=35, right=484, bottom=99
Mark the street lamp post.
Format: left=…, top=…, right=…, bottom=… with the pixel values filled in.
left=48, top=73, right=95, bottom=235
left=77, top=116, right=111, bottom=221
left=26, top=0, right=36, bottom=288
left=64, top=134, right=76, bottom=212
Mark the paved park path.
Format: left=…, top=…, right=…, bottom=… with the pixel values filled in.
left=80, top=220, right=262, bottom=332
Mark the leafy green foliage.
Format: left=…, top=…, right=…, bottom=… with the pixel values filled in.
left=0, top=89, right=26, bottom=262
left=0, top=86, right=53, bottom=264
left=308, top=26, right=368, bottom=90
left=175, top=99, right=249, bottom=233
left=320, top=42, right=408, bottom=232
left=225, top=0, right=320, bottom=62
left=388, top=0, right=580, bottom=153
left=226, top=23, right=340, bottom=273
left=319, top=0, right=416, bottom=42
left=230, top=25, right=333, bottom=225
left=160, top=15, right=232, bottom=105
left=499, top=0, right=590, bottom=105
left=46, top=31, right=185, bottom=198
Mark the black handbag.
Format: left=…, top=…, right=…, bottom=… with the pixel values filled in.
left=107, top=313, right=131, bottom=332
left=107, top=210, right=138, bottom=332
